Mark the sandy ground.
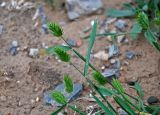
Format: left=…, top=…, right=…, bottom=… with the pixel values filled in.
left=0, top=0, right=160, bottom=115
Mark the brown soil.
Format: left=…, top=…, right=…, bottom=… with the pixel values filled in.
left=0, top=0, right=160, bottom=115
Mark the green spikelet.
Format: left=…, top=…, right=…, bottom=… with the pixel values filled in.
left=63, top=74, right=73, bottom=93
left=51, top=90, right=67, bottom=105
left=137, top=12, right=149, bottom=30
left=54, top=47, right=70, bottom=62
left=48, top=23, right=63, bottom=37
left=92, top=71, right=107, bottom=85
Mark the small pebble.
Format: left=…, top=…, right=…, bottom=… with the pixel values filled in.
left=67, top=39, right=77, bottom=47
left=119, top=77, right=126, bottom=83
left=30, top=99, right=35, bottom=104
left=117, top=35, right=125, bottom=43
left=118, top=108, right=128, bottom=115
left=110, top=59, right=116, bottom=64
left=18, top=101, right=22, bottom=107
left=10, top=47, right=18, bottom=56
left=115, top=20, right=126, bottom=30
left=126, top=51, right=135, bottom=59
left=93, top=51, right=109, bottom=61
left=36, top=97, right=40, bottom=102
left=29, top=48, right=39, bottom=57
left=101, top=66, right=105, bottom=71
left=0, top=95, right=7, bottom=102
left=147, top=96, right=159, bottom=105
left=76, top=39, right=82, bottom=47
left=0, top=24, right=4, bottom=34
left=12, top=41, right=18, bottom=47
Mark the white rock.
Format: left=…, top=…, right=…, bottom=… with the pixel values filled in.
left=117, top=35, right=125, bottom=43
left=94, top=51, right=108, bottom=61
left=0, top=2, right=6, bottom=7
left=29, top=48, right=39, bottom=57
left=110, top=59, right=116, bottom=64
left=36, top=97, right=40, bottom=102
left=0, top=95, right=7, bottom=102
left=12, top=41, right=18, bottom=47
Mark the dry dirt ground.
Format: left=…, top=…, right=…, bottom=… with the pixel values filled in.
left=0, top=0, right=160, bottom=115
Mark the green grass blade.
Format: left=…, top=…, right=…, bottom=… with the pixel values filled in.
left=106, top=9, right=135, bottom=17
left=68, top=105, right=86, bottom=115
left=84, top=20, right=97, bottom=77
left=114, top=96, right=136, bottom=115
left=51, top=104, right=66, bottom=115
left=92, top=95, right=115, bottom=115
left=122, top=94, right=141, bottom=111
left=96, top=86, right=118, bottom=96
left=152, top=41, right=160, bottom=52
left=134, top=82, right=144, bottom=98
left=130, top=22, right=142, bottom=39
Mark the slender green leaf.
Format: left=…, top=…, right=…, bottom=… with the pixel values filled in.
left=112, top=79, right=125, bottom=94
left=72, top=49, right=96, bottom=71
left=107, top=9, right=135, bottom=17
left=51, top=90, right=67, bottom=105
left=135, top=0, right=144, bottom=7
left=92, top=95, right=115, bottom=115
left=114, top=96, right=136, bottom=115
left=152, top=41, right=160, bottom=52
left=51, top=104, right=66, bottom=115
left=96, top=86, right=118, bottom=96
left=68, top=105, right=86, bottom=115
left=46, top=45, right=71, bottom=55
left=130, top=22, right=142, bottom=39
left=134, top=82, right=144, bottom=98
left=152, top=107, right=160, bottom=115
left=122, top=94, right=141, bottom=111
left=88, top=80, right=117, bottom=114
left=63, top=74, right=73, bottom=93
left=145, top=105, right=160, bottom=114
left=84, top=20, right=97, bottom=77
left=123, top=2, right=135, bottom=10
left=144, top=30, right=160, bottom=51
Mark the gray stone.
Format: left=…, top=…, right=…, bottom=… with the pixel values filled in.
left=43, top=83, right=83, bottom=106
left=118, top=108, right=128, bottom=115
left=0, top=24, right=3, bottom=35
left=29, top=48, right=39, bottom=57
left=147, top=96, right=159, bottom=105
left=12, top=41, right=18, bottom=47
left=102, top=69, right=119, bottom=82
left=126, top=51, right=135, bottom=59
left=9, top=47, right=18, bottom=56
left=65, top=0, right=103, bottom=20
left=115, top=20, right=126, bottom=30
left=112, top=59, right=120, bottom=69
left=108, top=45, right=119, bottom=58
left=67, top=39, right=77, bottom=47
